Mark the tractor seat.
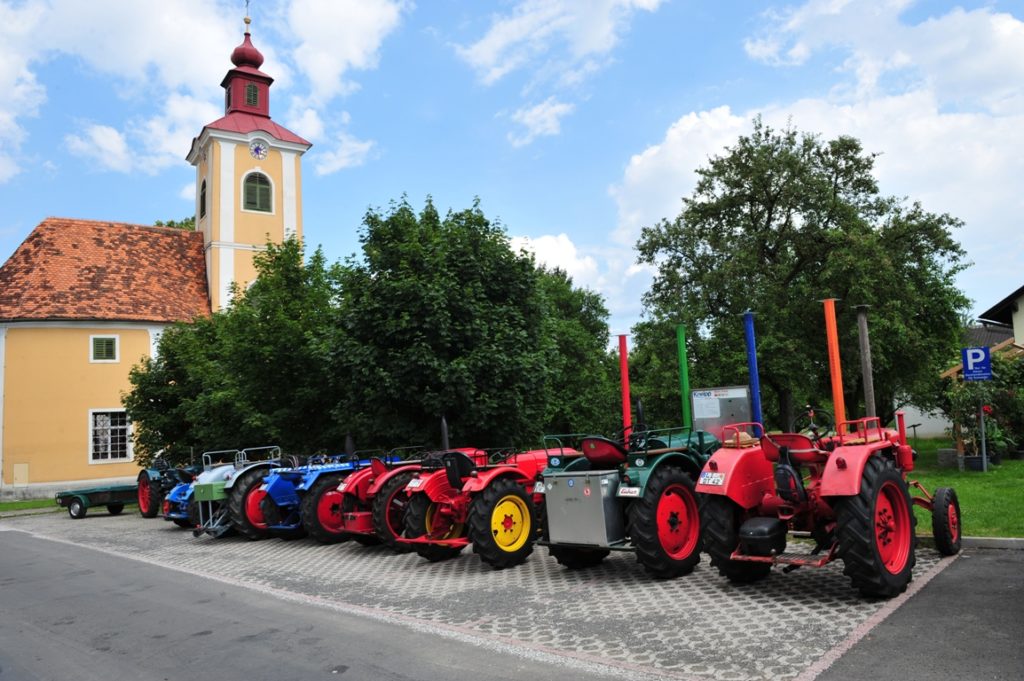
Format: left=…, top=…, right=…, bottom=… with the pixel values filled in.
left=761, top=433, right=828, bottom=464
left=580, top=436, right=629, bottom=467
left=721, top=432, right=759, bottom=449
left=442, top=451, right=478, bottom=489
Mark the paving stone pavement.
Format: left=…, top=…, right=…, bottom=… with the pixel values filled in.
left=1, top=512, right=951, bottom=681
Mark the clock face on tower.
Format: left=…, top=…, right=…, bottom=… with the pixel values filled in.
left=249, top=140, right=269, bottom=160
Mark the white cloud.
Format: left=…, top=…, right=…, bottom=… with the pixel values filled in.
left=286, top=106, right=326, bottom=142
left=508, top=97, right=574, bottom=147
left=0, top=0, right=48, bottom=180
left=65, top=124, right=133, bottom=172
left=179, top=182, right=195, bottom=201
left=314, top=131, right=375, bottom=175
left=286, top=0, right=405, bottom=107
left=512, top=233, right=600, bottom=285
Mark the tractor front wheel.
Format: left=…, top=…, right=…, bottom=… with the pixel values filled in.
left=699, top=495, right=772, bottom=583
left=404, top=494, right=464, bottom=562
left=468, top=477, right=536, bottom=569
left=629, top=465, right=701, bottom=579
left=931, top=487, right=961, bottom=556
left=301, top=473, right=349, bottom=544
left=227, top=467, right=271, bottom=541
left=371, top=470, right=416, bottom=552
left=137, top=471, right=161, bottom=518
left=835, top=457, right=917, bottom=598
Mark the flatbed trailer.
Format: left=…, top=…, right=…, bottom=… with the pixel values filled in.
left=55, top=485, right=137, bottom=519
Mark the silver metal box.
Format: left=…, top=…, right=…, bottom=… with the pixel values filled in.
left=544, top=470, right=624, bottom=547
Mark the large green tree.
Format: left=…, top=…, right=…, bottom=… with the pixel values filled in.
left=633, top=119, right=969, bottom=428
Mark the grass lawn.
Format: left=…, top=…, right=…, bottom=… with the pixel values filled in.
left=0, top=498, right=57, bottom=512
left=908, top=438, right=1024, bottom=538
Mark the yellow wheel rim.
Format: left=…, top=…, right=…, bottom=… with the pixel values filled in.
left=425, top=502, right=463, bottom=539
left=490, top=494, right=530, bottom=552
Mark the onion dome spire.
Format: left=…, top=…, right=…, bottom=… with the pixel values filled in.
left=230, top=15, right=264, bottom=69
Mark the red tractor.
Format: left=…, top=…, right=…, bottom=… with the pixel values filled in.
left=400, top=447, right=564, bottom=569
left=697, top=304, right=961, bottom=598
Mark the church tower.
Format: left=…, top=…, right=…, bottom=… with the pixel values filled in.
left=186, top=16, right=311, bottom=311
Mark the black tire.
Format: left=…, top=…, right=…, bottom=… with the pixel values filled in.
left=404, top=493, right=465, bottom=562
left=548, top=545, right=609, bottom=569
left=628, top=465, right=702, bottom=579
left=371, top=470, right=416, bottom=552
left=259, top=496, right=308, bottom=540
left=300, top=473, right=349, bottom=544
left=137, top=471, right=161, bottom=518
left=171, top=499, right=197, bottom=528
left=68, top=497, right=87, bottom=519
left=468, top=477, right=536, bottom=569
left=931, top=487, right=962, bottom=556
left=699, top=494, right=772, bottom=583
left=106, top=503, right=125, bottom=515
left=835, top=456, right=917, bottom=598
left=227, top=467, right=272, bottom=541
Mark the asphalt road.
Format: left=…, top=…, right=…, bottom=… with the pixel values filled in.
left=0, top=530, right=608, bottom=681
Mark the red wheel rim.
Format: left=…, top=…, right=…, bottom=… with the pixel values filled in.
left=875, top=481, right=911, bottom=574
left=138, top=479, right=151, bottom=514
left=245, top=487, right=268, bottom=529
left=656, top=483, right=700, bottom=559
left=948, top=502, right=959, bottom=542
left=317, top=490, right=345, bottom=534
left=384, top=485, right=409, bottom=540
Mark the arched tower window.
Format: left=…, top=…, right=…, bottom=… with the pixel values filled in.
left=199, top=180, right=207, bottom=218
left=243, top=172, right=272, bottom=212
left=246, top=83, right=259, bottom=107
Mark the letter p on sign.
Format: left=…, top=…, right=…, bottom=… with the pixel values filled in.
left=961, top=347, right=992, bottom=381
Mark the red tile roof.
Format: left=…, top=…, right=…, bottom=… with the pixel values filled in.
left=202, top=112, right=311, bottom=146
left=0, top=217, right=211, bottom=323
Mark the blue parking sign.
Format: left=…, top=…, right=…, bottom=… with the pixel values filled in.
left=961, top=347, right=992, bottom=381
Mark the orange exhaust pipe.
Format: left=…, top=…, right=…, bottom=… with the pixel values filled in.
left=823, top=299, right=847, bottom=434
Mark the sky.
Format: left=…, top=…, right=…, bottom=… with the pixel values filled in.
left=1, top=0, right=1021, bottom=335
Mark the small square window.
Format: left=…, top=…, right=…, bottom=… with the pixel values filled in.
left=91, top=336, right=119, bottom=362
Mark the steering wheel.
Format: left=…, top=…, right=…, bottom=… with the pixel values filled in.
left=793, top=406, right=834, bottom=441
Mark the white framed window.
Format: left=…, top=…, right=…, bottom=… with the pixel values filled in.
left=240, top=170, right=275, bottom=215
left=89, top=410, right=132, bottom=463
left=90, top=335, right=119, bottom=363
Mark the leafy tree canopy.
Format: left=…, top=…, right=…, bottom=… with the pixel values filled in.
left=633, top=118, right=969, bottom=428
left=155, top=216, right=196, bottom=231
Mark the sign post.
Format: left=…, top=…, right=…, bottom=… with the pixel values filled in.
left=961, top=347, right=993, bottom=472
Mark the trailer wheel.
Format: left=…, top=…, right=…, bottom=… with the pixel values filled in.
left=699, top=495, right=771, bottom=583
left=137, top=471, right=161, bottom=518
left=835, top=456, right=916, bottom=598
left=549, top=546, right=609, bottom=569
left=227, top=467, right=272, bottom=541
left=301, top=473, right=349, bottom=544
left=931, top=487, right=961, bottom=556
left=68, top=497, right=87, bottom=519
left=404, top=493, right=464, bottom=562
left=106, top=503, right=125, bottom=515
left=468, top=477, right=536, bottom=569
left=371, top=470, right=416, bottom=552
left=629, top=465, right=701, bottom=579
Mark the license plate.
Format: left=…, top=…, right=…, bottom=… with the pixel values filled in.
left=699, top=471, right=725, bottom=486
left=532, top=482, right=545, bottom=494
left=336, top=482, right=347, bottom=493
left=407, top=478, right=423, bottom=489
left=617, top=486, right=640, bottom=497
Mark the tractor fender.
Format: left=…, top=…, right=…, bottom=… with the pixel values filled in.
left=461, top=467, right=531, bottom=495
left=365, top=463, right=416, bottom=497
left=338, top=466, right=376, bottom=497
left=223, top=461, right=277, bottom=491
left=407, top=468, right=460, bottom=502
left=140, top=468, right=162, bottom=483
left=820, top=445, right=892, bottom=497
left=694, top=446, right=773, bottom=510
left=631, top=451, right=706, bottom=496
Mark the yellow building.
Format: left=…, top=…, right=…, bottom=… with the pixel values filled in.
left=0, top=19, right=309, bottom=497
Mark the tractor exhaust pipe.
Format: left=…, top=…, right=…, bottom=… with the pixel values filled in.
left=619, top=335, right=632, bottom=440
left=440, top=415, right=450, bottom=451
left=743, top=311, right=764, bottom=426
left=676, top=324, right=693, bottom=430
left=822, top=299, right=847, bottom=434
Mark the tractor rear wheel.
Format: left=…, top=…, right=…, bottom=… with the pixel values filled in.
left=835, top=456, right=917, bottom=598
left=931, top=487, right=961, bottom=556
left=628, top=465, right=701, bottom=579
left=227, top=467, right=271, bottom=541
left=301, top=473, right=348, bottom=544
left=106, top=503, right=125, bottom=515
left=371, top=470, right=416, bottom=552
left=173, top=499, right=199, bottom=529
left=549, top=546, right=610, bottom=569
left=259, top=496, right=308, bottom=540
left=699, top=495, right=772, bottom=583
left=404, top=493, right=464, bottom=562
left=468, top=477, right=536, bottom=569
left=137, top=471, right=161, bottom=518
